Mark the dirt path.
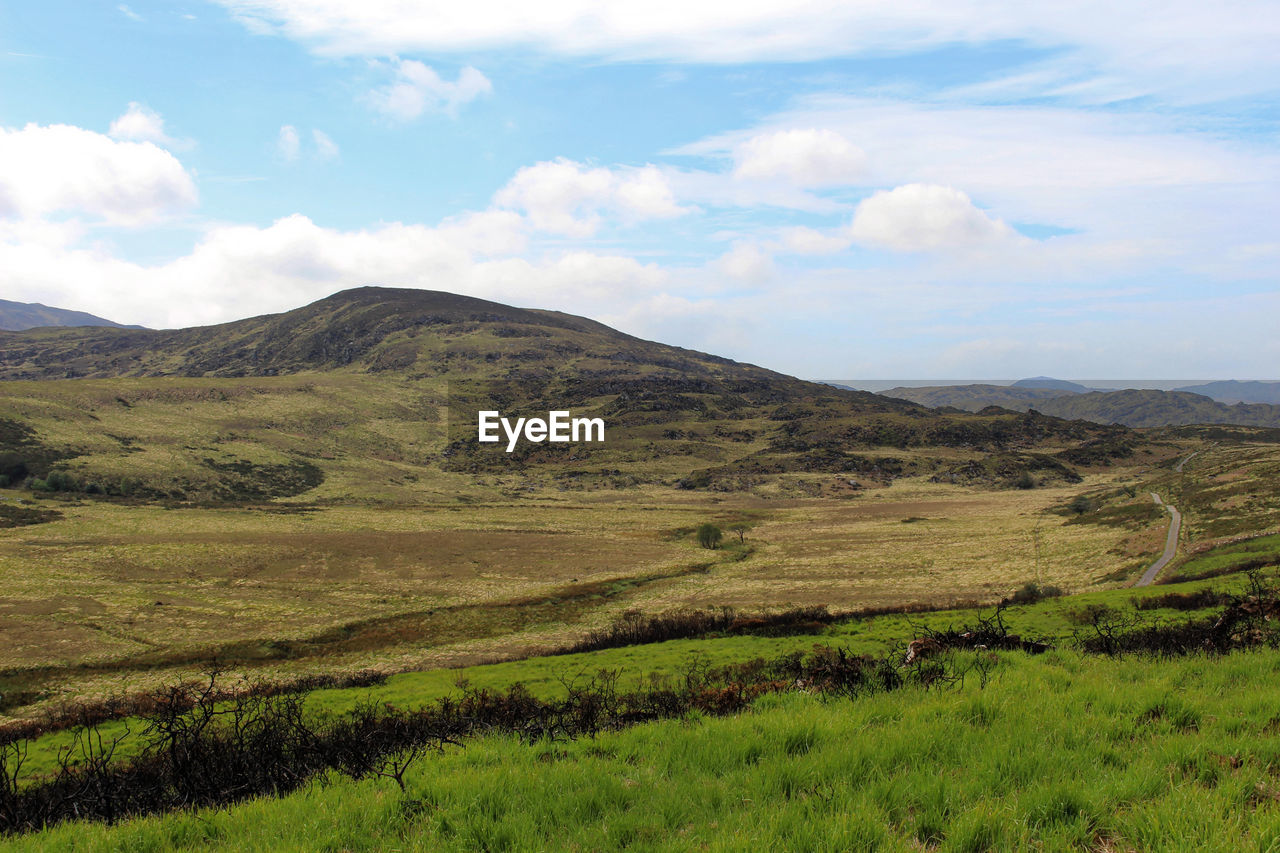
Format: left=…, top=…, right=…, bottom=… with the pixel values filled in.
left=1136, top=493, right=1182, bottom=587
left=1175, top=450, right=1203, bottom=473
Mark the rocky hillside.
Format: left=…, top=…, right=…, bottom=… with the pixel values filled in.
left=0, top=288, right=1143, bottom=501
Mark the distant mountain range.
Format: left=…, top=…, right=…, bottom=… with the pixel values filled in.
left=1173, top=381, right=1280, bottom=405
left=1010, top=376, right=1093, bottom=394
left=0, top=299, right=140, bottom=331
left=879, top=380, right=1280, bottom=428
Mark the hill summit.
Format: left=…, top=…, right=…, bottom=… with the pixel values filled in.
left=0, top=287, right=819, bottom=392
left=0, top=287, right=1137, bottom=501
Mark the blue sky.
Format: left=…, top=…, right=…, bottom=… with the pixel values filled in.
left=1, top=1, right=1277, bottom=378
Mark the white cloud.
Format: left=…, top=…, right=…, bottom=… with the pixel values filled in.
left=434, top=209, right=528, bottom=256
left=367, top=59, right=491, bottom=120
left=733, top=129, right=866, bottom=187
left=675, top=96, right=1280, bottom=251
left=213, top=1, right=1280, bottom=103
left=493, top=158, right=687, bottom=237
left=108, top=102, right=172, bottom=145
left=665, top=167, right=843, bottom=214
left=715, top=241, right=775, bottom=283
left=850, top=183, right=1018, bottom=253
left=312, top=129, right=339, bottom=161
left=0, top=212, right=666, bottom=329
left=0, top=123, right=197, bottom=225
left=277, top=125, right=300, bottom=161
left=775, top=226, right=852, bottom=255
left=117, top=4, right=142, bottom=22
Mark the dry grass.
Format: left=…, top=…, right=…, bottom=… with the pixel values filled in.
left=0, top=468, right=1170, bottom=718
left=628, top=474, right=1149, bottom=612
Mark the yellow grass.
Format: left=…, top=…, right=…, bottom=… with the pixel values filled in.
left=0, top=469, right=1164, bottom=719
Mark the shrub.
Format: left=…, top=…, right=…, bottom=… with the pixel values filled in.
left=696, top=523, right=723, bottom=549
left=0, top=646, right=959, bottom=835
left=43, top=471, right=78, bottom=492
left=1006, top=582, right=1065, bottom=606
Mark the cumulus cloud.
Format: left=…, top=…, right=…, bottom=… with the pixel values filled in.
left=733, top=129, right=866, bottom=187
left=715, top=241, right=775, bottom=283
left=367, top=59, right=492, bottom=120
left=0, top=123, right=197, bottom=225
left=108, top=102, right=172, bottom=144
left=849, top=183, right=1020, bottom=252
left=674, top=96, right=1280, bottom=257
left=277, top=125, right=300, bottom=161
left=0, top=213, right=665, bottom=328
left=494, top=158, right=687, bottom=237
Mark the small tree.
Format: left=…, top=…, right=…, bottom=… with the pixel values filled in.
left=696, top=523, right=723, bottom=550
left=727, top=522, right=751, bottom=543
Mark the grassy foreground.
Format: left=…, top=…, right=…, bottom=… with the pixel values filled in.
left=9, top=645, right=1280, bottom=852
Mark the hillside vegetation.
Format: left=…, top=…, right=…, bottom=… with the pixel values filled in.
left=883, top=384, right=1280, bottom=428
left=0, top=290, right=1277, bottom=849
left=0, top=288, right=1141, bottom=502
left=6, top=568, right=1280, bottom=851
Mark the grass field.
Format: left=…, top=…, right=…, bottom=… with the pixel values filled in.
left=2, top=348, right=1280, bottom=848
left=4, top=565, right=1262, bottom=786
left=10, top=641, right=1280, bottom=851
left=0, top=465, right=1166, bottom=720
left=9, top=432, right=1280, bottom=721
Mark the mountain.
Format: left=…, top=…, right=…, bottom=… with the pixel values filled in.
left=1033, top=390, right=1280, bottom=429
left=880, top=384, right=1067, bottom=412
left=0, top=287, right=1137, bottom=502
left=0, top=299, right=140, bottom=332
left=1173, top=380, right=1280, bottom=405
left=1010, top=377, right=1092, bottom=393
left=881, top=382, right=1280, bottom=429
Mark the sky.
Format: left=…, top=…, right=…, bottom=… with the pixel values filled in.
left=0, top=1, right=1277, bottom=379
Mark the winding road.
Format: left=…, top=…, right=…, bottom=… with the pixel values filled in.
left=1175, top=450, right=1203, bottom=473
left=1136, top=493, right=1182, bottom=587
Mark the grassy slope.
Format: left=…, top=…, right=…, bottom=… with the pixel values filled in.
left=10, top=642, right=1280, bottom=850
left=5, top=437, right=1279, bottom=726
left=0, top=286, right=1141, bottom=500
left=0, top=471, right=1167, bottom=717
left=9, top=567, right=1270, bottom=782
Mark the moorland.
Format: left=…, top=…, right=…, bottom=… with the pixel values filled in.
left=1, top=286, right=1278, bottom=849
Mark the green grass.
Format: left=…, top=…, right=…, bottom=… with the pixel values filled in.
left=8, top=568, right=1266, bottom=784
left=1173, top=533, right=1280, bottom=581
left=10, top=646, right=1280, bottom=851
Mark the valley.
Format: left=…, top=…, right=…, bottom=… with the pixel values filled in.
left=0, top=289, right=1278, bottom=850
